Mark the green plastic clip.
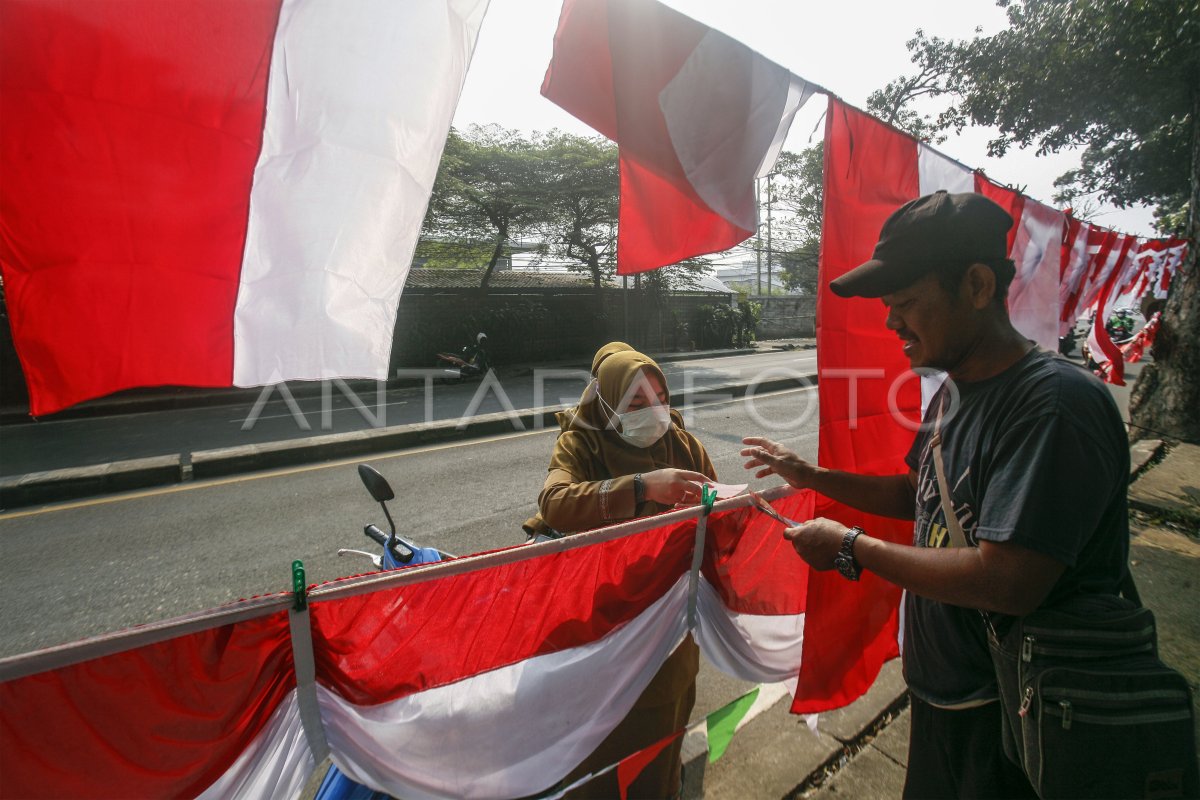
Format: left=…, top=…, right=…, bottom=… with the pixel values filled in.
left=292, top=559, right=307, bottom=611
left=701, top=484, right=718, bottom=514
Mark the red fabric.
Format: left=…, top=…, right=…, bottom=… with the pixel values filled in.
left=616, top=729, right=683, bottom=800
left=702, top=490, right=814, bottom=615
left=311, top=519, right=696, bottom=705
left=793, top=99, right=918, bottom=713
left=1060, top=217, right=1092, bottom=327
left=974, top=177, right=1025, bottom=255
left=0, top=611, right=295, bottom=799
left=1090, top=234, right=1138, bottom=386
left=540, top=0, right=752, bottom=274
left=0, top=0, right=282, bottom=416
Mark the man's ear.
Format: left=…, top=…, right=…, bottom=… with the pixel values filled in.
left=964, top=263, right=997, bottom=310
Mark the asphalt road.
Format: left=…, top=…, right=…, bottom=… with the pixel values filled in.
left=0, top=349, right=818, bottom=476
left=0, top=385, right=819, bottom=664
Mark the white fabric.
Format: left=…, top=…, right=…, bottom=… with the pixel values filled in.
left=319, top=576, right=691, bottom=800
left=695, top=578, right=805, bottom=684
left=920, top=372, right=947, bottom=418
left=233, top=0, right=489, bottom=385
left=1007, top=199, right=1063, bottom=350
left=661, top=29, right=813, bottom=231
left=196, top=691, right=314, bottom=800
left=917, top=145, right=974, bottom=194
left=1059, top=221, right=1092, bottom=335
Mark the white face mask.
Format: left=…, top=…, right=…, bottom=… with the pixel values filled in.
left=607, top=401, right=672, bottom=448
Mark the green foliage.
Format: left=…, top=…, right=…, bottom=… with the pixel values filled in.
left=720, top=144, right=823, bottom=295
left=868, top=0, right=1199, bottom=228
left=529, top=131, right=620, bottom=290
left=691, top=303, right=743, bottom=349
left=421, top=125, right=547, bottom=285
left=736, top=300, right=761, bottom=347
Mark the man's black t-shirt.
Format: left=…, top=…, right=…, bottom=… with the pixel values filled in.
left=902, top=348, right=1130, bottom=707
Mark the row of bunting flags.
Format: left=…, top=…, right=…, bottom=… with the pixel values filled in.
left=0, top=489, right=816, bottom=799
left=0, top=0, right=1189, bottom=416
left=0, top=0, right=1192, bottom=796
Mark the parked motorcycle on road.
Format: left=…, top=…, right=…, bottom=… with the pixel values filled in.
left=435, top=332, right=490, bottom=383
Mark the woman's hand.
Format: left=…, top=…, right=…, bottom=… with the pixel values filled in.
left=741, top=437, right=819, bottom=489
left=641, top=468, right=710, bottom=506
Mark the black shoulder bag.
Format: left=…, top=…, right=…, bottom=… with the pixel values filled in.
left=986, top=586, right=1197, bottom=799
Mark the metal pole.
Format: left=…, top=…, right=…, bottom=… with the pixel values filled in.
left=766, top=173, right=774, bottom=297
left=623, top=274, right=629, bottom=342
left=755, top=179, right=762, bottom=296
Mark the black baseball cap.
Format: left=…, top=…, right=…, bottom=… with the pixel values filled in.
left=830, top=191, right=1014, bottom=298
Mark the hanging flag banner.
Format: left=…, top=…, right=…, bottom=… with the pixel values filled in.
left=0, top=489, right=814, bottom=800
left=541, top=0, right=815, bottom=274
left=0, top=0, right=489, bottom=416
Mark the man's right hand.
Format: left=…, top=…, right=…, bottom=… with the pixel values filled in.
left=741, top=437, right=818, bottom=489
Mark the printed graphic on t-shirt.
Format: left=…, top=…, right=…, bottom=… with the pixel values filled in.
left=913, top=450, right=978, bottom=548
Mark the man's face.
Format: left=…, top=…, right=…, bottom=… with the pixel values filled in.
left=881, top=273, right=974, bottom=371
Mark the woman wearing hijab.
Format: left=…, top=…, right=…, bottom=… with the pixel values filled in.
left=527, top=342, right=716, bottom=799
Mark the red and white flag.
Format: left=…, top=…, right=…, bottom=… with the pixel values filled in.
left=541, top=0, right=814, bottom=274
left=804, top=98, right=1069, bottom=713
left=1, top=492, right=814, bottom=799
left=0, top=0, right=489, bottom=416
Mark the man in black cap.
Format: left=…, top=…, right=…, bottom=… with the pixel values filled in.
left=742, top=191, right=1130, bottom=798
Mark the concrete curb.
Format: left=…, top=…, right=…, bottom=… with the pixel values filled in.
left=1, top=373, right=815, bottom=510
left=0, top=455, right=183, bottom=510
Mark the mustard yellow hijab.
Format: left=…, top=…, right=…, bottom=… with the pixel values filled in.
left=555, top=342, right=711, bottom=481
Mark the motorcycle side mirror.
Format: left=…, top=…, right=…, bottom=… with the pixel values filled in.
left=357, top=464, right=395, bottom=503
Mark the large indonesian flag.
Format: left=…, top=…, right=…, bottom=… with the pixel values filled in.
left=540, top=0, right=814, bottom=274
left=0, top=491, right=814, bottom=799
left=0, top=0, right=488, bottom=416
left=800, top=98, right=1068, bottom=712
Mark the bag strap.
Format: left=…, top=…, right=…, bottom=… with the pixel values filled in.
left=930, top=398, right=969, bottom=549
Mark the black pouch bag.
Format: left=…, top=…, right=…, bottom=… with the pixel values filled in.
left=988, top=592, right=1199, bottom=799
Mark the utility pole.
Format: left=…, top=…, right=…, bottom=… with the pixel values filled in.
left=755, top=179, right=762, bottom=296
left=766, top=172, right=774, bottom=297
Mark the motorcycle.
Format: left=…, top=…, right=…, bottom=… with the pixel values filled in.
left=1104, top=307, right=1140, bottom=345
left=314, top=464, right=447, bottom=800
left=435, top=332, right=490, bottom=383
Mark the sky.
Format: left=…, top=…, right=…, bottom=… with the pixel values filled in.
left=451, top=0, right=1157, bottom=237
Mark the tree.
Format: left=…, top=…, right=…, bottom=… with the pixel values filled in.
left=418, top=124, right=546, bottom=288
left=717, top=144, right=825, bottom=296
left=532, top=132, right=620, bottom=291
left=870, top=0, right=1200, bottom=442
left=772, top=145, right=824, bottom=294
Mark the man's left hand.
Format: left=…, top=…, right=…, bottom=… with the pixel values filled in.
left=784, top=517, right=848, bottom=571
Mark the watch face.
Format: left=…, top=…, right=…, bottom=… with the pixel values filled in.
left=834, top=554, right=858, bottom=580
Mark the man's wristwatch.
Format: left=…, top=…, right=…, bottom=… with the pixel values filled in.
left=834, top=526, right=865, bottom=581
left=633, top=473, right=645, bottom=505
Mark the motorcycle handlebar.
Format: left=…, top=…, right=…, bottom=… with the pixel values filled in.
left=363, top=524, right=415, bottom=564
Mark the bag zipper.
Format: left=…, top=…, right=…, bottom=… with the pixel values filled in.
left=1045, top=704, right=1192, bottom=729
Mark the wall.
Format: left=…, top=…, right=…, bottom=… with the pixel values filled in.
left=386, top=288, right=735, bottom=368
left=749, top=294, right=817, bottom=339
